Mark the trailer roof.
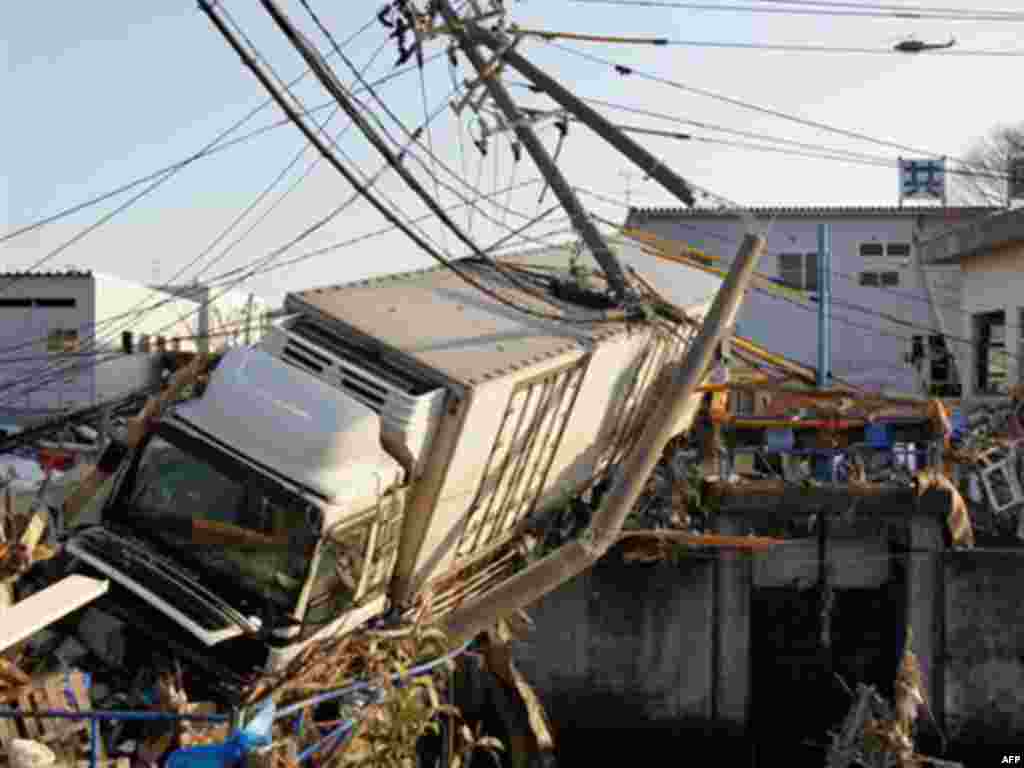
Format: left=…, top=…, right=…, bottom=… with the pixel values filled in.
left=286, top=242, right=721, bottom=388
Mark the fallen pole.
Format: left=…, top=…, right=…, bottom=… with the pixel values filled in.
left=441, top=233, right=766, bottom=645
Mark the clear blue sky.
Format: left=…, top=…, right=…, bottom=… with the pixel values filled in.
left=3, top=1, right=1020, bottom=306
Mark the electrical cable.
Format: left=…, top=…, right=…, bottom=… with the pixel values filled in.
left=572, top=171, right=1022, bottom=333
left=250, top=1, right=625, bottom=319
left=512, top=25, right=1024, bottom=55
left=0, top=177, right=546, bottom=368
left=0, top=32, right=406, bottom=394
left=0, top=46, right=467, bottom=404
left=545, top=41, right=1014, bottom=180
left=579, top=185, right=1024, bottom=348
left=743, top=0, right=1024, bottom=17
left=514, top=89, right=1013, bottom=183
left=0, top=177, right=580, bottom=406
left=0, top=16, right=384, bottom=296
left=0, top=51, right=445, bottom=249
left=563, top=0, right=1024, bottom=22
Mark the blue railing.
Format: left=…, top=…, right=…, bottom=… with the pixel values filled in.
left=0, top=640, right=471, bottom=768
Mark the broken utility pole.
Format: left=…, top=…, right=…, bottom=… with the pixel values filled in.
left=442, top=232, right=766, bottom=645
left=459, top=20, right=697, bottom=210
left=436, top=0, right=632, bottom=303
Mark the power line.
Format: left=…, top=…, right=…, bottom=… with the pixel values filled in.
left=0, top=202, right=581, bottom=407
left=0, top=34, right=606, bottom=409
left=0, top=51, right=445, bottom=249
left=564, top=0, right=1024, bottom=22
left=546, top=41, right=1015, bottom=180
left=744, top=0, right=1024, bottom=17
left=0, top=177, right=547, bottom=371
left=258, top=0, right=614, bottom=316
left=576, top=186, right=1024, bottom=344
left=519, top=91, right=1012, bottom=183
left=513, top=26, right=1024, bottom=55
left=0, top=30, right=407, bottom=396
left=1, top=48, right=459, bottom=404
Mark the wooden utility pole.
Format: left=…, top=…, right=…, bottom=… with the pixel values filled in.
left=458, top=20, right=696, bottom=209
left=442, top=233, right=766, bottom=644
left=436, top=0, right=630, bottom=302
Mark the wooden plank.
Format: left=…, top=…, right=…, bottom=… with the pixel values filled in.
left=619, top=530, right=784, bottom=551
left=0, top=576, right=109, bottom=653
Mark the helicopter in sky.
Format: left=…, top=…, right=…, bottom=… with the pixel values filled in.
left=893, top=36, right=957, bottom=53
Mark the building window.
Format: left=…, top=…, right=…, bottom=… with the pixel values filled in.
left=886, top=243, right=911, bottom=262
left=880, top=271, right=900, bottom=287
left=859, top=272, right=879, bottom=287
left=910, top=334, right=958, bottom=395
left=859, top=271, right=900, bottom=287
left=47, top=329, right=79, bottom=353
left=0, top=298, right=76, bottom=308
left=859, top=241, right=906, bottom=288
left=778, top=252, right=818, bottom=291
left=860, top=242, right=884, bottom=259
left=975, top=311, right=1008, bottom=395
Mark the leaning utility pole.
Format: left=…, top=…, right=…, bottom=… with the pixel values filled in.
left=442, top=233, right=766, bottom=645
left=435, top=0, right=632, bottom=302
left=459, top=20, right=697, bottom=209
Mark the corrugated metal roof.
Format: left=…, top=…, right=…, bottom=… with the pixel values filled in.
left=0, top=269, right=93, bottom=278
left=628, top=205, right=999, bottom=220
left=286, top=244, right=710, bottom=389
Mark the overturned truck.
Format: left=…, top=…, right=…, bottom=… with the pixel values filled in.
left=48, top=249, right=715, bottom=700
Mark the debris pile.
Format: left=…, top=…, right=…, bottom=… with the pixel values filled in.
left=824, top=630, right=960, bottom=768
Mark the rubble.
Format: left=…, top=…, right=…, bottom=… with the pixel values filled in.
left=824, top=629, right=958, bottom=768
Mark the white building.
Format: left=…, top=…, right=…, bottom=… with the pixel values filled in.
left=919, top=207, right=1024, bottom=399
left=0, top=270, right=269, bottom=424
left=626, top=205, right=999, bottom=396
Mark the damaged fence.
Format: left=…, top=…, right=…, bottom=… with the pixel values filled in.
left=0, top=640, right=472, bottom=768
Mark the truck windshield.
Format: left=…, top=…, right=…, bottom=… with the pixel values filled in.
left=120, top=429, right=316, bottom=615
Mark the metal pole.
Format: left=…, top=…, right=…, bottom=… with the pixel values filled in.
left=244, top=293, right=254, bottom=346
left=817, top=223, right=832, bottom=389
left=442, top=234, right=766, bottom=644
left=436, top=1, right=630, bottom=301
left=460, top=22, right=696, bottom=210
left=814, top=224, right=832, bottom=482
left=198, top=286, right=210, bottom=357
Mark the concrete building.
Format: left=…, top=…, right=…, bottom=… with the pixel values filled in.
left=0, top=270, right=269, bottom=424
left=626, top=205, right=999, bottom=396
left=919, top=207, right=1024, bottom=399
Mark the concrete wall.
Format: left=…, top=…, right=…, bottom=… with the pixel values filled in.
left=944, top=550, right=1024, bottom=747
left=510, top=552, right=729, bottom=759
left=628, top=210, right=989, bottom=395
left=505, top=503, right=1024, bottom=759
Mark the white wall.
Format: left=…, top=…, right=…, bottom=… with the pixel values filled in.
left=960, top=246, right=1024, bottom=396
left=0, top=275, right=95, bottom=416
left=631, top=212, right=976, bottom=395
left=94, top=273, right=200, bottom=353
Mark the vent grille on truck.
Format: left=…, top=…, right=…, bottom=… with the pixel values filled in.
left=262, top=316, right=446, bottom=479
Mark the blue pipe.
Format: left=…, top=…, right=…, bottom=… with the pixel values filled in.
left=297, top=719, right=356, bottom=764
left=275, top=640, right=471, bottom=720
left=0, top=709, right=229, bottom=722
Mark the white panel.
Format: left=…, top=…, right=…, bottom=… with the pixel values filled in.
left=0, top=575, right=109, bottom=652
